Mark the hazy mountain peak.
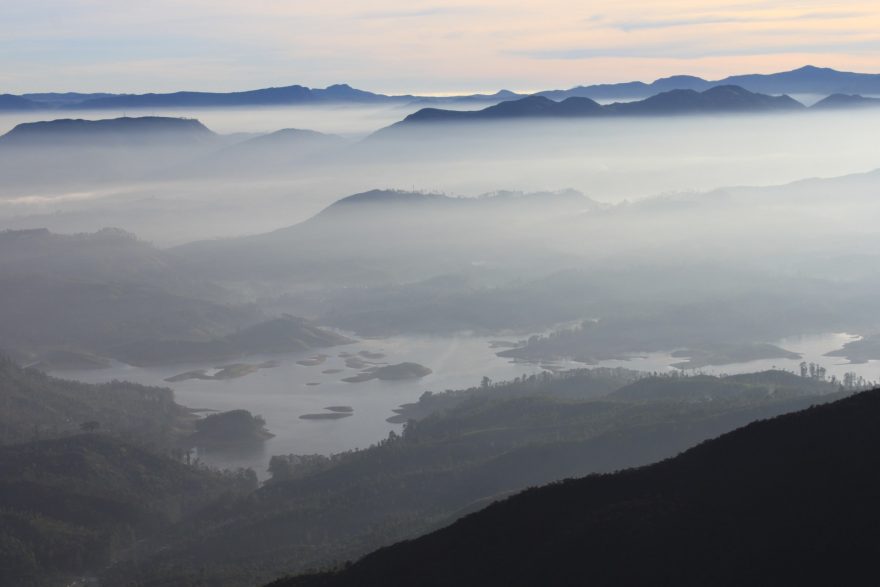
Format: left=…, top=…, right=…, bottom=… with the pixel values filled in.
left=0, top=116, right=216, bottom=147
left=328, top=189, right=447, bottom=209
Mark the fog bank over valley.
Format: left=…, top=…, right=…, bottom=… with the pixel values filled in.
left=2, top=95, right=880, bottom=244
left=4, top=67, right=880, bottom=587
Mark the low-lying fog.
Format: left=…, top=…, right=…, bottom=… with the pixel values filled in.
left=4, top=100, right=880, bottom=478
left=2, top=106, right=880, bottom=245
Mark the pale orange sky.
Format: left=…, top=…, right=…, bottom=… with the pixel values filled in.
left=3, top=0, right=880, bottom=93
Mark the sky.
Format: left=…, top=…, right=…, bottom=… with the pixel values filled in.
left=3, top=0, right=880, bottom=94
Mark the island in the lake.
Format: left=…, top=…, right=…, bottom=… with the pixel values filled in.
left=164, top=360, right=278, bottom=382
left=324, top=406, right=354, bottom=413
left=185, top=410, right=274, bottom=447
left=341, top=362, right=432, bottom=383
left=825, top=334, right=880, bottom=364
left=299, top=411, right=354, bottom=420
left=670, top=343, right=801, bottom=369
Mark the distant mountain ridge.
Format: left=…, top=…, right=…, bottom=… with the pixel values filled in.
left=64, top=83, right=394, bottom=109
left=171, top=189, right=596, bottom=286
left=0, top=84, right=516, bottom=111
left=4, top=66, right=880, bottom=111
left=381, top=85, right=805, bottom=131
left=812, top=93, right=880, bottom=109
left=536, top=65, right=880, bottom=100
left=0, top=94, right=42, bottom=110
left=0, top=116, right=216, bottom=147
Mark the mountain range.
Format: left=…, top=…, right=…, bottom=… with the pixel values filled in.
left=535, top=64, right=880, bottom=101
left=3, top=66, right=880, bottom=111
left=388, top=85, right=805, bottom=129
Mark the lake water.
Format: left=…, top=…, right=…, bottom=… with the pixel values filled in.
left=592, top=333, right=880, bottom=383
left=58, top=331, right=877, bottom=478
left=59, top=335, right=547, bottom=477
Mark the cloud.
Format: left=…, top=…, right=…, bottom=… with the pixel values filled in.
left=515, top=38, right=880, bottom=61
left=611, top=10, right=870, bottom=32
left=3, top=0, right=880, bottom=93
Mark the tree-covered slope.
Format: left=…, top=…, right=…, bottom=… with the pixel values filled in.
left=111, top=369, right=844, bottom=586
left=277, top=387, right=880, bottom=587
left=0, top=356, right=189, bottom=446
left=0, top=434, right=255, bottom=587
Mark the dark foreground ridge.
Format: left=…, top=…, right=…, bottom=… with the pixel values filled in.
left=275, top=387, right=880, bottom=587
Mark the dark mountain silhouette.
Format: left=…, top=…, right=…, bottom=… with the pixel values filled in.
left=277, top=387, right=880, bottom=587
left=812, top=93, right=880, bottom=109
left=382, top=85, right=804, bottom=131
left=0, top=116, right=217, bottom=147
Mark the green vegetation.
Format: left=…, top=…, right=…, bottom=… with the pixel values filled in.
left=165, top=360, right=278, bottom=382
left=276, top=386, right=880, bottom=587
left=341, top=362, right=431, bottom=383
left=669, top=342, right=800, bottom=369
left=0, top=434, right=256, bottom=587
left=187, top=410, right=273, bottom=447
left=0, top=356, right=191, bottom=447
left=109, top=367, right=850, bottom=586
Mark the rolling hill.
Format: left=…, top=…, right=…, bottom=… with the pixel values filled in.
left=380, top=85, right=805, bottom=131
left=0, top=433, right=255, bottom=586
left=105, top=369, right=844, bottom=586
left=0, top=116, right=217, bottom=147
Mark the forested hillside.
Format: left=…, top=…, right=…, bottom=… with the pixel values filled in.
left=277, top=386, right=880, bottom=587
